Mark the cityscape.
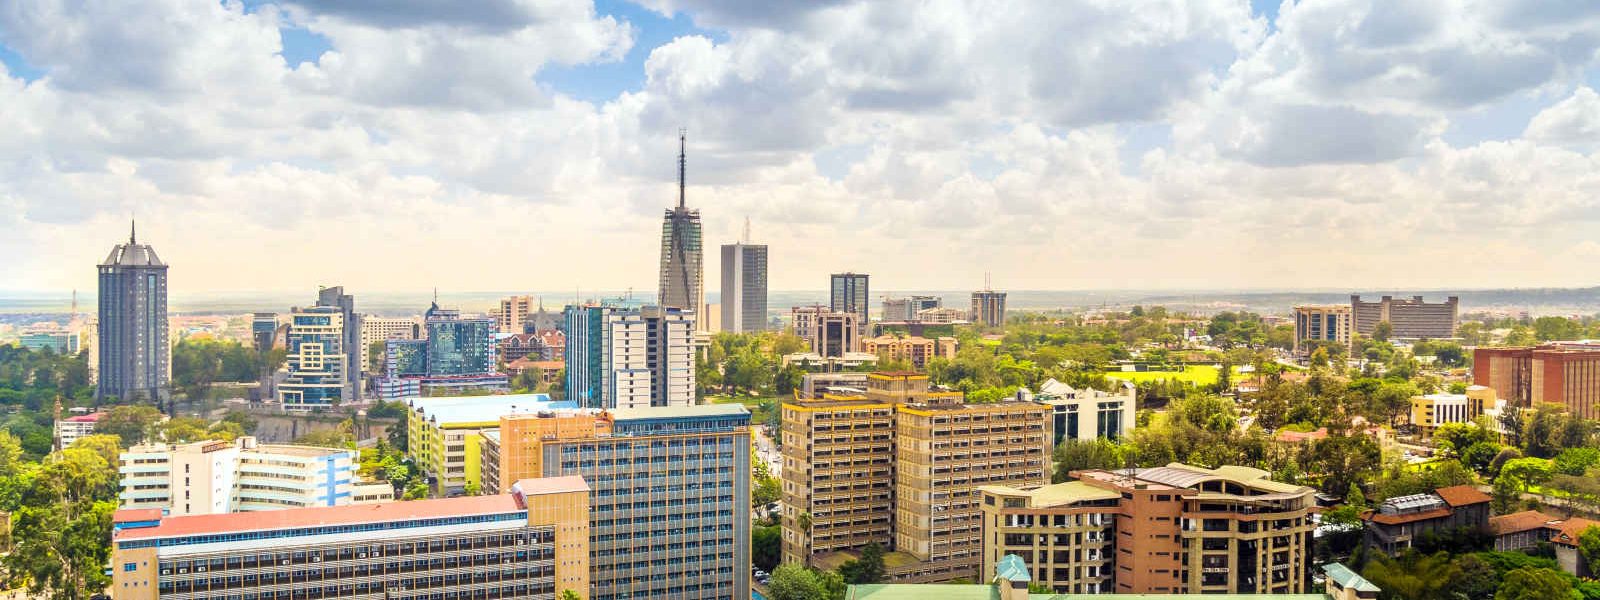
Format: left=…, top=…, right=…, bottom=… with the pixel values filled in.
left=3, top=2, right=1600, bottom=600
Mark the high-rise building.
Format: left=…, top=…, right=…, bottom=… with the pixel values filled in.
left=249, top=312, right=278, bottom=352
left=1350, top=295, right=1459, bottom=339
left=496, top=295, right=535, bottom=334
left=358, top=316, right=421, bottom=373
left=374, top=302, right=508, bottom=400
left=480, top=404, right=752, bottom=600
left=720, top=240, right=768, bottom=333
left=792, top=305, right=862, bottom=358
left=1474, top=341, right=1600, bottom=420
left=659, top=132, right=705, bottom=327
left=110, top=476, right=591, bottom=600
left=316, top=286, right=362, bottom=401
left=971, top=289, right=1007, bottom=329
left=279, top=306, right=350, bottom=410
left=97, top=222, right=169, bottom=403
left=781, top=374, right=1051, bottom=583
left=979, top=464, right=1319, bottom=594
left=563, top=304, right=696, bottom=409
left=117, top=436, right=374, bottom=515
left=882, top=296, right=942, bottom=322
left=1292, top=304, right=1352, bottom=354
left=830, top=272, right=870, bottom=327
left=427, top=310, right=497, bottom=376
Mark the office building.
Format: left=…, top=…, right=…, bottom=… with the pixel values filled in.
left=720, top=240, right=768, bottom=333
left=781, top=374, right=1052, bottom=583
left=250, top=312, right=278, bottom=352
left=316, top=286, right=363, bottom=401
left=97, top=222, right=170, bottom=402
left=55, top=411, right=104, bottom=450
left=480, top=404, right=752, bottom=600
left=110, top=476, right=591, bottom=600
left=359, top=316, right=421, bottom=373
left=20, top=330, right=80, bottom=355
left=980, top=464, right=1318, bottom=595
left=117, top=436, right=363, bottom=515
left=1292, top=304, right=1352, bottom=355
left=830, top=272, right=870, bottom=327
left=915, top=307, right=969, bottom=324
left=882, top=296, right=942, bottom=323
left=563, top=304, right=695, bottom=409
left=405, top=394, right=574, bottom=496
left=1361, top=485, right=1490, bottom=556
left=971, top=289, right=1007, bottom=329
left=1350, top=295, right=1459, bottom=339
left=1028, top=378, right=1136, bottom=445
left=374, top=303, right=508, bottom=400
left=660, top=133, right=705, bottom=326
left=1474, top=341, right=1600, bottom=420
left=279, top=306, right=351, bottom=410
left=1408, top=387, right=1494, bottom=437
left=792, top=305, right=862, bottom=358
left=860, top=334, right=956, bottom=368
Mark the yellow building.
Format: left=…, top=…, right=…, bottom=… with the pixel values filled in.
left=861, top=335, right=957, bottom=368
left=406, top=393, right=569, bottom=495
left=1409, top=386, right=1493, bottom=437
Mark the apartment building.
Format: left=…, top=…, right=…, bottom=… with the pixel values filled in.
left=971, top=290, right=1007, bottom=329
left=1350, top=295, right=1458, bottom=339
left=406, top=394, right=575, bottom=495
left=1291, top=305, right=1351, bottom=355
left=882, top=296, right=942, bottom=323
left=55, top=410, right=104, bottom=451
left=110, top=476, right=591, bottom=600
left=781, top=372, right=1052, bottom=583
left=861, top=335, right=957, bottom=368
left=1474, top=341, right=1600, bottom=420
left=980, top=464, right=1319, bottom=595
left=118, top=437, right=362, bottom=516
left=564, top=304, right=696, bottom=409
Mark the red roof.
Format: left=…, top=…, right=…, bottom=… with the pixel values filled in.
left=1362, top=507, right=1455, bottom=525
left=1436, top=485, right=1492, bottom=507
left=114, top=508, right=163, bottom=523
left=114, top=494, right=524, bottom=541
left=1489, top=511, right=1560, bottom=536
left=1551, top=517, right=1600, bottom=547
left=1275, top=428, right=1328, bottom=443
left=65, top=412, right=105, bottom=423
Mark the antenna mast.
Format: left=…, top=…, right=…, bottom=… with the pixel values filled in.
left=743, top=216, right=751, bottom=244
left=677, top=129, right=687, bottom=209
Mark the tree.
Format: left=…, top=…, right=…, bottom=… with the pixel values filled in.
left=768, top=564, right=829, bottom=600
left=1446, top=554, right=1499, bottom=600
left=1553, top=447, right=1600, bottom=476
left=92, top=405, right=163, bottom=448
left=1495, top=567, right=1573, bottom=600
left=1362, top=551, right=1457, bottom=600
left=1579, top=526, right=1600, bottom=573
left=1373, top=321, right=1393, bottom=343
left=560, top=590, right=581, bottom=600
left=1052, top=438, right=1126, bottom=482
left=753, top=525, right=781, bottom=572
left=1498, top=458, right=1553, bottom=493
left=839, top=542, right=885, bottom=584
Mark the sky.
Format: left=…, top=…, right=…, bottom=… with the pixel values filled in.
left=1, top=0, right=1599, bottom=296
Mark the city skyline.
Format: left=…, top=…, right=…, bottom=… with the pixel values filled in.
left=4, top=2, right=1600, bottom=294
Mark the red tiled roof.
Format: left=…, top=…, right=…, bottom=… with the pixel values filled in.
left=1489, top=511, right=1560, bottom=536
left=114, top=508, right=163, bottom=523
left=64, top=412, right=105, bottom=423
left=114, top=494, right=524, bottom=541
left=1550, top=517, right=1600, bottom=547
left=1362, top=507, right=1454, bottom=525
left=1436, top=485, right=1492, bottom=507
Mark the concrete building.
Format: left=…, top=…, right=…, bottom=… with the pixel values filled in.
left=97, top=222, right=170, bottom=402
left=358, top=316, right=421, bottom=373
left=496, top=295, right=535, bottom=334
left=1474, top=341, right=1600, bottom=420
left=1551, top=517, right=1599, bottom=577
left=1408, top=387, right=1494, bottom=437
left=478, top=404, right=753, bottom=600
left=979, top=464, right=1319, bottom=595
left=971, top=289, right=1007, bottom=329
left=780, top=374, right=1052, bottom=583
left=792, top=305, right=862, bottom=358
left=721, top=240, right=768, bottom=333
left=830, top=272, right=871, bottom=328
left=279, top=306, right=351, bottom=410
left=1351, top=295, right=1459, bottom=339
left=117, top=437, right=362, bottom=515
left=1322, top=563, right=1381, bottom=600
left=800, top=372, right=869, bottom=397
left=660, top=133, right=706, bottom=329
left=860, top=334, right=956, bottom=368
left=405, top=394, right=574, bottom=496
left=563, top=304, right=696, bottom=409
left=250, top=312, right=279, bottom=352
left=55, top=411, right=104, bottom=450
left=316, top=286, right=362, bottom=401
left=110, top=476, right=591, bottom=600
left=498, top=330, right=564, bottom=362
left=1361, top=485, right=1490, bottom=556
left=883, top=296, right=942, bottom=323
left=1292, top=304, right=1352, bottom=354
left=915, top=307, right=970, bottom=324
left=1028, top=378, right=1137, bottom=444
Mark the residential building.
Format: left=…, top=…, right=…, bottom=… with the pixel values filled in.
left=971, top=289, right=1007, bottom=329
left=506, top=358, right=563, bottom=384
left=279, top=306, right=351, bottom=410
left=1474, top=341, right=1600, bottom=419
left=1028, top=378, right=1137, bottom=445
left=980, top=464, right=1319, bottom=594
left=792, top=305, right=862, bottom=358
left=20, top=330, right=80, bottom=355
left=479, top=404, right=753, bottom=600
left=841, top=554, right=1329, bottom=600
left=915, top=307, right=970, bottom=324
left=55, top=410, right=104, bottom=450
left=1409, top=387, right=1494, bottom=437
left=1489, top=510, right=1561, bottom=552
left=405, top=394, right=574, bottom=496
left=882, top=296, right=942, bottom=323
left=1361, top=485, right=1490, bottom=556
left=250, top=312, right=278, bottom=351
left=117, top=436, right=360, bottom=515
left=1292, top=304, right=1352, bottom=354
left=1350, top=295, right=1459, bottom=339
left=720, top=240, right=769, bottom=333
left=498, top=330, right=564, bottom=362
left=1322, top=563, right=1381, bottom=600
left=563, top=304, right=696, bottom=409
left=110, top=476, right=592, bottom=600
left=660, top=133, right=705, bottom=327
left=358, top=316, right=421, bottom=373
left=860, top=334, right=956, bottom=368
left=316, top=286, right=362, bottom=400
left=830, top=272, right=871, bottom=327
left=97, top=222, right=170, bottom=402
left=496, top=295, right=535, bottom=334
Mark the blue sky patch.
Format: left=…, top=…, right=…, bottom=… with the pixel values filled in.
left=539, top=0, right=722, bottom=104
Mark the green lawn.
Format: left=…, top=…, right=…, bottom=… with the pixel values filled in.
left=708, top=394, right=778, bottom=424
left=1102, top=365, right=1223, bottom=385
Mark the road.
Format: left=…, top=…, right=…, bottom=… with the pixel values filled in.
left=752, top=424, right=781, bottom=477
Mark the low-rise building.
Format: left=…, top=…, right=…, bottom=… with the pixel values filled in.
left=118, top=436, right=361, bottom=515
left=1322, top=563, right=1381, bottom=600
left=861, top=334, right=957, bottom=368
left=406, top=394, right=574, bottom=496
left=55, top=410, right=104, bottom=450
left=1361, top=485, right=1490, bottom=556
left=842, top=553, right=1328, bottom=600
left=1551, top=517, right=1599, bottom=578
left=1027, top=378, right=1136, bottom=444
left=1489, top=510, right=1561, bottom=552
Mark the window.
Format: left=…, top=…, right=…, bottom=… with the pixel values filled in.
left=124, top=563, right=138, bottom=572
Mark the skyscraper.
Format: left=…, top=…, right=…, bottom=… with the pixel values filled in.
left=659, top=131, right=704, bottom=324
left=564, top=304, right=696, bottom=409
left=720, top=223, right=768, bottom=333
left=315, top=286, right=362, bottom=400
left=279, top=306, right=349, bottom=410
left=970, top=289, right=1007, bottom=329
left=97, top=221, right=169, bottom=403
left=830, top=272, right=870, bottom=327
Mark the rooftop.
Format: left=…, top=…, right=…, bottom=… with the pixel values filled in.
left=63, top=412, right=105, bottom=423
left=114, top=494, right=525, bottom=541
left=1489, top=510, right=1560, bottom=535
left=1435, top=485, right=1492, bottom=507
left=979, top=481, right=1121, bottom=507
left=1551, top=517, right=1599, bottom=547
left=609, top=403, right=749, bottom=422
left=510, top=475, right=589, bottom=497
left=1322, top=563, right=1380, bottom=593
left=409, top=393, right=572, bottom=426
left=843, top=587, right=1328, bottom=600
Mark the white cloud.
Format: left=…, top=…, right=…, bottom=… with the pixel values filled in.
left=1524, top=86, right=1600, bottom=147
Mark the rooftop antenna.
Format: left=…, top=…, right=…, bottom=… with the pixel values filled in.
left=129, top=218, right=137, bottom=245
left=984, top=271, right=992, bottom=291
left=742, top=216, right=751, bottom=244
left=677, top=128, right=687, bottom=210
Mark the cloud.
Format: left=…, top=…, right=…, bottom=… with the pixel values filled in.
left=1524, top=87, right=1600, bottom=147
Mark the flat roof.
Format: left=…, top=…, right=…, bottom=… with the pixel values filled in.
left=410, top=394, right=572, bottom=425
left=610, top=404, right=749, bottom=421
left=511, top=475, right=589, bottom=496
left=1322, top=563, right=1380, bottom=593
left=980, top=481, right=1120, bottom=507
left=114, top=494, right=524, bottom=541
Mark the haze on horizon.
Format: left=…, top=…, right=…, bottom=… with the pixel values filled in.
left=2, top=0, right=1599, bottom=296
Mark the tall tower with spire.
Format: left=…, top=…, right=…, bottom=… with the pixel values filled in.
left=97, top=220, right=170, bottom=404
left=658, top=130, right=704, bottom=329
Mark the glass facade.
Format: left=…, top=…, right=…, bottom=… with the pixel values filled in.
left=426, top=317, right=497, bottom=376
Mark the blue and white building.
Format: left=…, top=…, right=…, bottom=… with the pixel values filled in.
left=117, top=436, right=379, bottom=516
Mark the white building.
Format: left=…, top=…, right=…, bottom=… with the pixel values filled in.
left=358, top=316, right=422, bottom=373
left=55, top=411, right=104, bottom=450
left=1026, top=379, right=1137, bottom=445
left=564, top=305, right=696, bottom=409
left=117, top=436, right=363, bottom=515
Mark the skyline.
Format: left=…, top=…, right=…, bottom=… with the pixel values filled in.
left=4, top=1, right=1600, bottom=294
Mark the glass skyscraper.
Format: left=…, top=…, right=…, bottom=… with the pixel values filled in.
left=97, top=222, right=169, bottom=403
left=279, top=307, right=349, bottom=410
left=659, top=132, right=704, bottom=321
left=426, top=314, right=497, bottom=376
left=830, top=272, right=870, bottom=328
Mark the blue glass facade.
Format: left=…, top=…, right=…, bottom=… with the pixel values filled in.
left=426, top=317, right=497, bottom=376
left=281, top=308, right=348, bottom=410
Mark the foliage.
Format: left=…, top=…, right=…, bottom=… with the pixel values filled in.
left=295, top=419, right=355, bottom=448
left=560, top=590, right=581, bottom=600
left=1495, top=566, right=1574, bottom=600
left=1498, top=458, right=1553, bottom=493
left=1372, top=460, right=1475, bottom=501
left=768, top=563, right=833, bottom=600
left=1579, top=526, right=1600, bottom=571
left=1052, top=438, right=1127, bottom=482
left=838, top=542, right=885, bottom=585
left=93, top=404, right=164, bottom=448
left=753, top=525, right=781, bottom=572
left=1553, top=447, right=1600, bottom=476
left=0, top=346, right=93, bottom=410
left=172, top=337, right=272, bottom=401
